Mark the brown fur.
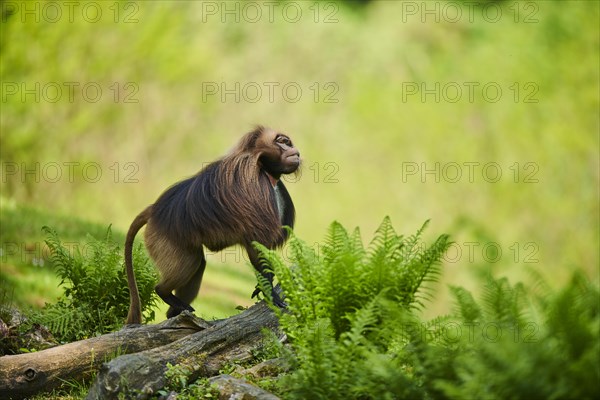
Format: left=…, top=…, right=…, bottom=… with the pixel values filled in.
left=125, top=126, right=299, bottom=324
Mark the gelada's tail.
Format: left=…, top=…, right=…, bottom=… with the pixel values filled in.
left=125, top=206, right=152, bottom=324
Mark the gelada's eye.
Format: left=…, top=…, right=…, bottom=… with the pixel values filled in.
left=276, top=136, right=292, bottom=146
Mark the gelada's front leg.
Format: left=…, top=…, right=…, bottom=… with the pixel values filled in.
left=245, top=243, right=287, bottom=308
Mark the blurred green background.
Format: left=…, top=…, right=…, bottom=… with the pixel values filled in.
left=1, top=0, right=598, bottom=320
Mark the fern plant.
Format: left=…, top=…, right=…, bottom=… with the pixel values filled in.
left=253, top=217, right=599, bottom=400
left=31, top=226, right=158, bottom=342
left=254, top=217, right=451, bottom=399
left=433, top=272, right=600, bottom=400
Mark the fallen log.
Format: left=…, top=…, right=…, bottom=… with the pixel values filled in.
left=0, top=313, right=210, bottom=400
left=86, top=300, right=281, bottom=399
left=209, top=374, right=280, bottom=400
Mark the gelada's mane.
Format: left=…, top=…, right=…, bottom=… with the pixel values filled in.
left=212, top=126, right=282, bottom=243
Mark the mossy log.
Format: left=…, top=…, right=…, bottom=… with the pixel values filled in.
left=86, top=300, right=281, bottom=399
left=0, top=313, right=210, bottom=399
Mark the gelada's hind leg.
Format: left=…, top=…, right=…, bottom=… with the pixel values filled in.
left=155, top=252, right=201, bottom=318
left=166, top=254, right=206, bottom=318
left=145, top=226, right=206, bottom=318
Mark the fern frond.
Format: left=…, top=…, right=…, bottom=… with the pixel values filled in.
left=404, top=233, right=450, bottom=309
left=42, top=226, right=80, bottom=285
left=349, top=227, right=366, bottom=260
left=252, top=242, right=283, bottom=303
left=400, top=219, right=430, bottom=263
left=481, top=276, right=528, bottom=327
left=322, top=221, right=352, bottom=266
left=367, top=217, right=403, bottom=263
left=254, top=270, right=273, bottom=303
left=362, top=217, right=403, bottom=301
left=342, top=295, right=381, bottom=348
left=367, top=216, right=397, bottom=252
left=449, top=285, right=481, bottom=323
